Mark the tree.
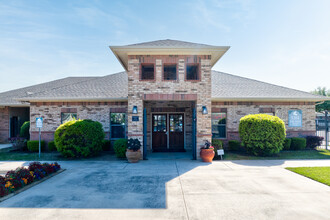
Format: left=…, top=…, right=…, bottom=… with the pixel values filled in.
left=311, top=87, right=330, bottom=112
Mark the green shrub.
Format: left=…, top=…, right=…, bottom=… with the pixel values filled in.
left=47, top=141, right=57, bottom=151
left=212, top=139, right=223, bottom=158
left=113, top=139, right=128, bottom=158
left=290, top=137, right=307, bottom=150
left=20, top=121, right=30, bottom=139
left=27, top=140, right=45, bottom=152
left=239, top=114, right=286, bottom=156
left=228, top=140, right=241, bottom=152
left=283, top=138, right=292, bottom=150
left=102, top=140, right=111, bottom=151
left=54, top=119, right=105, bottom=158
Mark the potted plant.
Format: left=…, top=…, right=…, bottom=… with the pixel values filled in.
left=200, top=140, right=215, bottom=162
left=126, top=138, right=142, bottom=163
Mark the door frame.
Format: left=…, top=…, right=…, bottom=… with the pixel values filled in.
left=151, top=112, right=186, bottom=151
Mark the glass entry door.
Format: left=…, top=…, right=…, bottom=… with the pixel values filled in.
left=152, top=113, right=185, bottom=152
left=152, top=114, right=167, bottom=152
left=169, top=114, right=184, bottom=151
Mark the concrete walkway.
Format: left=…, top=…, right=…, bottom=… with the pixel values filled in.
left=0, top=158, right=330, bottom=220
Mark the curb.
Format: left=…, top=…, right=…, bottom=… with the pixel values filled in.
left=0, top=169, right=66, bottom=203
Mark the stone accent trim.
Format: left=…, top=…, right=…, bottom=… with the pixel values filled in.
left=61, top=108, right=77, bottom=113
left=143, top=94, right=197, bottom=101
left=110, top=108, right=127, bottom=113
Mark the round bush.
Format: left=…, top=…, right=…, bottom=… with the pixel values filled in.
left=113, top=139, right=128, bottom=158
left=20, top=121, right=30, bottom=139
left=239, top=114, right=286, bottom=156
left=290, top=137, right=306, bottom=150
left=54, top=119, right=105, bottom=158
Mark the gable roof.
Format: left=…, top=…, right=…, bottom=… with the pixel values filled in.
left=121, top=39, right=220, bottom=48
left=110, top=39, right=230, bottom=71
left=0, top=71, right=328, bottom=106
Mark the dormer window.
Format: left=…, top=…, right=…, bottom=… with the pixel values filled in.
left=186, top=64, right=199, bottom=80
left=163, top=64, right=177, bottom=80
left=141, top=63, right=154, bottom=80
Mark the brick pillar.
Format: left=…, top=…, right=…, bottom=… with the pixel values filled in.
left=196, top=59, right=212, bottom=159
left=127, top=58, right=144, bottom=157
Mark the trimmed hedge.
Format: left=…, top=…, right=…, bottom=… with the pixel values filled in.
left=291, top=137, right=306, bottom=150
left=20, top=121, right=30, bottom=139
left=27, top=140, right=45, bottom=152
left=113, top=139, right=128, bottom=158
left=228, top=140, right=241, bottom=152
left=54, top=119, right=105, bottom=158
left=48, top=141, right=57, bottom=151
left=283, top=138, right=292, bottom=151
left=239, top=114, right=286, bottom=156
left=306, top=136, right=324, bottom=149
left=102, top=140, right=111, bottom=151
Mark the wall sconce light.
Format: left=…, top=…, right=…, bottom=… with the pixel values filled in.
left=202, top=106, right=208, bottom=115
left=132, top=106, right=138, bottom=114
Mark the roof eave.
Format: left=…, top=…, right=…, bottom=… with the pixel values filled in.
left=17, top=97, right=129, bottom=102
left=211, top=97, right=327, bottom=102
left=110, top=46, right=230, bottom=72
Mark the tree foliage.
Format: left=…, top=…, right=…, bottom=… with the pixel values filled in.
left=311, top=87, right=330, bottom=112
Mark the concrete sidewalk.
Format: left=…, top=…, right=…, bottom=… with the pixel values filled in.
left=0, top=159, right=330, bottom=220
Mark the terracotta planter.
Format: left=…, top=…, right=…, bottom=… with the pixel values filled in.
left=200, top=148, right=215, bottom=162
left=126, top=149, right=141, bottom=163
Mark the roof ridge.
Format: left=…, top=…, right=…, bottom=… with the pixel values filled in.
left=212, top=70, right=325, bottom=98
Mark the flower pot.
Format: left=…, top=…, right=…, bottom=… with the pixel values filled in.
left=200, top=148, right=215, bottom=162
left=126, top=149, right=141, bottom=163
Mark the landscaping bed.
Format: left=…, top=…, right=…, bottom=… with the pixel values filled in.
left=0, top=162, right=61, bottom=199
left=286, top=167, right=330, bottom=186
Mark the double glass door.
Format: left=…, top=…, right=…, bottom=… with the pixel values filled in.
left=152, top=113, right=184, bottom=152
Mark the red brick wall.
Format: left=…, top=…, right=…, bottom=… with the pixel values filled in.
left=0, top=107, right=9, bottom=143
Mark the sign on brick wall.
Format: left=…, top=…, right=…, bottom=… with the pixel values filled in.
left=288, top=110, right=302, bottom=127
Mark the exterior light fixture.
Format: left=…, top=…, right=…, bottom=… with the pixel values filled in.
left=132, top=106, right=138, bottom=114
left=202, top=106, right=208, bottom=115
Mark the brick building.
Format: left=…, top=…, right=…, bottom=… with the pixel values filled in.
left=0, top=39, right=328, bottom=159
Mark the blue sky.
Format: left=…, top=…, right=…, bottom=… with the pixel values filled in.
left=0, top=0, right=329, bottom=93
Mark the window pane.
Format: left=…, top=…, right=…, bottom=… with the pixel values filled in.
left=170, top=115, right=183, bottom=132
left=111, top=125, right=125, bottom=139
left=212, top=125, right=226, bottom=138
left=111, top=113, right=125, bottom=125
left=212, top=112, right=226, bottom=138
left=141, top=64, right=154, bottom=80
left=164, top=65, right=176, bottom=80
left=186, top=65, right=198, bottom=80
left=61, top=113, right=77, bottom=124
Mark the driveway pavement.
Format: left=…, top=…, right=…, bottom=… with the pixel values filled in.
left=0, top=156, right=330, bottom=220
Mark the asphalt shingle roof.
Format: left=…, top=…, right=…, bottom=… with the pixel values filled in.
left=122, top=39, right=217, bottom=48
left=0, top=71, right=327, bottom=105
left=211, top=71, right=327, bottom=101
left=0, top=77, right=98, bottom=105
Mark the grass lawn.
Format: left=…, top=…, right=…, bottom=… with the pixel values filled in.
left=286, top=167, right=330, bottom=186
left=0, top=151, right=116, bottom=161
left=223, top=149, right=330, bottom=160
